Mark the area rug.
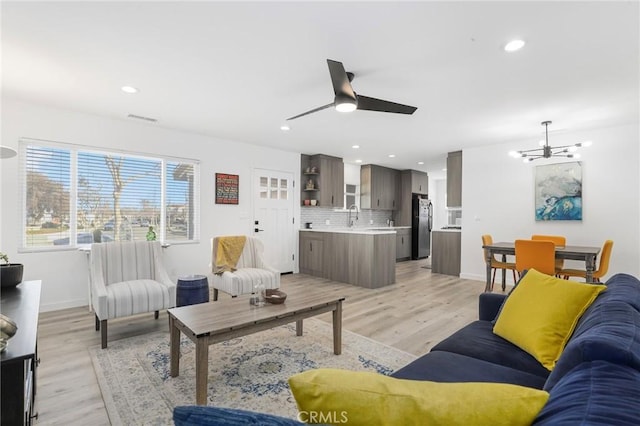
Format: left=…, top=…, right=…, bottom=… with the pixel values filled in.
left=89, top=318, right=417, bottom=425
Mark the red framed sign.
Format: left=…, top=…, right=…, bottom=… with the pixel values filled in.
left=215, top=173, right=239, bottom=204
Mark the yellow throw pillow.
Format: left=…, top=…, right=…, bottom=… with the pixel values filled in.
left=288, top=369, right=549, bottom=426
left=493, top=268, right=606, bottom=370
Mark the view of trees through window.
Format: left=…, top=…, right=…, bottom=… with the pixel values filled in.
left=22, top=140, right=199, bottom=248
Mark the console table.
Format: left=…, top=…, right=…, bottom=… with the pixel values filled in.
left=1, top=280, right=41, bottom=425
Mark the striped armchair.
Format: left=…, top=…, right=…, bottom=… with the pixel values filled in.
left=90, top=241, right=176, bottom=348
left=210, top=236, right=280, bottom=301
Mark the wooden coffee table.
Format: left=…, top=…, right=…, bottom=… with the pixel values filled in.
left=168, top=290, right=345, bottom=405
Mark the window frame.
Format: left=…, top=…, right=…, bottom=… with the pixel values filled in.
left=19, top=137, right=200, bottom=252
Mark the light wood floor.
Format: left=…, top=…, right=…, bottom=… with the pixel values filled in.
left=34, top=260, right=486, bottom=425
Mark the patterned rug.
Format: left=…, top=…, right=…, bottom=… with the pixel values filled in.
left=89, top=318, right=417, bottom=425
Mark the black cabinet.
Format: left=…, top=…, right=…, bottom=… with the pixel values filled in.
left=1, top=280, right=41, bottom=425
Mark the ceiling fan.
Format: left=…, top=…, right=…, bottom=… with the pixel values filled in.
left=286, top=59, right=418, bottom=121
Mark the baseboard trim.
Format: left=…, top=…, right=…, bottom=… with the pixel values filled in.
left=41, top=298, right=88, bottom=313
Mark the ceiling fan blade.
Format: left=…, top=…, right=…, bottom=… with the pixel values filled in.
left=356, top=95, right=417, bottom=115
left=327, top=59, right=356, bottom=99
left=286, top=102, right=335, bottom=121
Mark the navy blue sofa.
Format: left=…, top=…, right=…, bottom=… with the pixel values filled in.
left=174, top=273, right=640, bottom=425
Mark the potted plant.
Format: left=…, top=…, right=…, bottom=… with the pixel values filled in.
left=0, top=252, right=23, bottom=288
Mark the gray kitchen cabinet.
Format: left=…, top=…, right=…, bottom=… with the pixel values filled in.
left=299, top=232, right=324, bottom=276
left=395, top=169, right=429, bottom=226
left=361, top=164, right=398, bottom=210
left=431, top=230, right=461, bottom=276
left=446, top=151, right=462, bottom=207
left=395, top=228, right=411, bottom=261
left=301, top=154, right=344, bottom=208
left=410, top=170, right=429, bottom=195
left=299, top=230, right=396, bottom=288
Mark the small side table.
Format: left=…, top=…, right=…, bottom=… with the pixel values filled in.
left=176, top=275, right=210, bottom=307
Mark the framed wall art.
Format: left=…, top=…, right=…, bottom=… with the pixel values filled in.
left=535, top=161, right=582, bottom=221
left=215, top=173, right=239, bottom=204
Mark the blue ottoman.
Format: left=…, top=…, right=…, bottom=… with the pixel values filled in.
left=176, top=275, right=209, bottom=307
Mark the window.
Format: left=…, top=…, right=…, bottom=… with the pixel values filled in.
left=20, top=138, right=199, bottom=249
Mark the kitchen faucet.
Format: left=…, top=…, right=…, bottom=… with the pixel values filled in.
left=347, top=204, right=359, bottom=228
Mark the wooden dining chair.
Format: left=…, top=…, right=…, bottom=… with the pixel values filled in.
left=482, top=234, right=517, bottom=291
left=515, top=239, right=556, bottom=277
left=531, top=234, right=566, bottom=275
left=560, top=240, right=614, bottom=282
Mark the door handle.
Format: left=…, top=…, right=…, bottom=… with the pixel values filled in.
left=254, top=228, right=264, bottom=233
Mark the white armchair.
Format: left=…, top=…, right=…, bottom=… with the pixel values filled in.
left=91, top=241, right=176, bottom=348
left=210, top=236, right=280, bottom=301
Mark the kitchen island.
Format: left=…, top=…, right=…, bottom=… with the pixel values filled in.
left=431, top=228, right=461, bottom=276
left=299, top=228, right=396, bottom=288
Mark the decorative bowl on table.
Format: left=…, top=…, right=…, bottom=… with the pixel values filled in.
left=265, top=289, right=287, bottom=304
left=0, top=263, right=23, bottom=288
left=0, top=313, right=18, bottom=352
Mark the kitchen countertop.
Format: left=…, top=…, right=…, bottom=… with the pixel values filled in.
left=300, top=226, right=408, bottom=235
left=434, top=228, right=462, bottom=233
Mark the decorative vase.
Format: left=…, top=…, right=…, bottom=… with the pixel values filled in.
left=0, top=264, right=23, bottom=288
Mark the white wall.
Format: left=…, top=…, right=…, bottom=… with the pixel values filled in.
left=0, top=98, right=300, bottom=311
left=460, top=123, right=640, bottom=284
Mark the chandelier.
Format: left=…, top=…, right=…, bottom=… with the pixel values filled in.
left=509, top=121, right=592, bottom=163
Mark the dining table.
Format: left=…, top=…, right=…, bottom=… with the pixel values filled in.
left=482, top=242, right=601, bottom=292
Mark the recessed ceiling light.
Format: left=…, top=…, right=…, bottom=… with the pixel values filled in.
left=121, top=86, right=139, bottom=94
left=280, top=125, right=290, bottom=131
left=504, top=39, right=525, bottom=52
left=388, top=154, right=395, bottom=158
left=417, top=161, right=424, bottom=165
left=352, top=145, right=360, bottom=149
left=355, top=159, right=363, bottom=163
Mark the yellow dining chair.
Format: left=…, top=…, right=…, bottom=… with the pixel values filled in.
left=561, top=240, right=614, bottom=282
left=531, top=234, right=566, bottom=275
left=482, top=235, right=517, bottom=291
left=515, top=239, right=556, bottom=277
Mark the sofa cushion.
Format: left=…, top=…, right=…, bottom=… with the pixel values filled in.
left=493, top=269, right=606, bottom=370
left=431, top=321, right=550, bottom=379
left=599, top=273, right=640, bottom=311
left=289, top=368, right=549, bottom=426
left=544, top=300, right=640, bottom=391
left=391, top=351, right=547, bottom=389
left=534, top=361, right=640, bottom=425
left=173, top=406, right=302, bottom=425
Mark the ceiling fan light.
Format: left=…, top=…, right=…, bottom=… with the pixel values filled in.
left=334, top=93, right=357, bottom=113
left=335, top=101, right=357, bottom=113
left=504, top=39, right=525, bottom=52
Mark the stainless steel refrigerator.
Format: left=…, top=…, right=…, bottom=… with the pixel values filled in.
left=412, top=195, right=433, bottom=259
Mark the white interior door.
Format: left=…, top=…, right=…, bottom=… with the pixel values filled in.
left=254, top=169, right=295, bottom=273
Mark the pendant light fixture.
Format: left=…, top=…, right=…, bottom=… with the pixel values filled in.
left=509, top=121, right=592, bottom=163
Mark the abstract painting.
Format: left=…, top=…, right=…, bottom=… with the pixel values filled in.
left=535, top=162, right=582, bottom=221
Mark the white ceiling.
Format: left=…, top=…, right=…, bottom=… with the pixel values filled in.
left=2, top=1, right=638, bottom=178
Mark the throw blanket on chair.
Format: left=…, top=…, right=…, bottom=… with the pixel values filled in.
left=214, top=236, right=247, bottom=274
